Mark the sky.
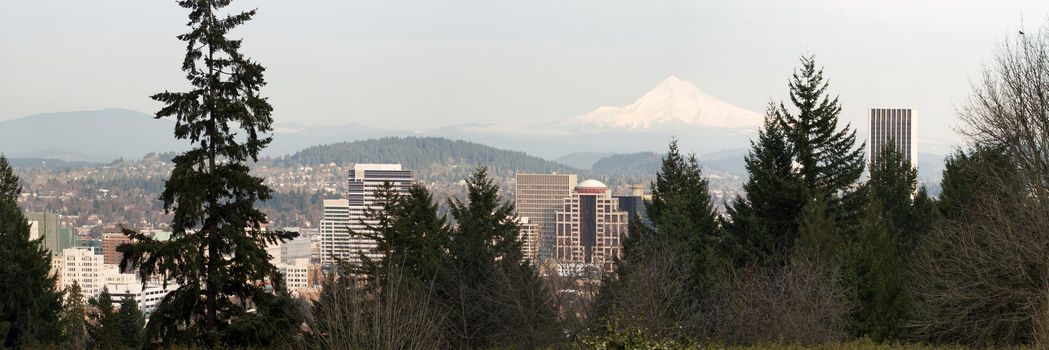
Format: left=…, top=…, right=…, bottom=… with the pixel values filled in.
left=3, top=0, right=1049, bottom=146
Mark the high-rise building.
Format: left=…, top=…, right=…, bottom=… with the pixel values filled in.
left=25, top=212, right=76, bottom=254
left=56, top=248, right=106, bottom=296
left=869, top=108, right=916, bottom=168
left=516, top=173, right=578, bottom=261
left=518, top=217, right=540, bottom=261
left=101, top=232, right=132, bottom=266
left=267, top=234, right=312, bottom=265
left=555, top=180, right=628, bottom=274
left=613, top=184, right=652, bottom=227
left=320, top=164, right=414, bottom=267
left=319, top=199, right=351, bottom=266
left=278, top=258, right=311, bottom=293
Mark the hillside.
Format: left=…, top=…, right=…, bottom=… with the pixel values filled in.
left=555, top=152, right=614, bottom=169
left=0, top=108, right=181, bottom=161
left=280, top=137, right=579, bottom=180
left=591, top=152, right=663, bottom=178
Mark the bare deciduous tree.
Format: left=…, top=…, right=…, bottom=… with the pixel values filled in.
left=961, top=24, right=1049, bottom=199
left=909, top=153, right=1049, bottom=346
left=596, top=243, right=708, bottom=340
left=303, top=265, right=446, bottom=350
left=712, top=262, right=851, bottom=345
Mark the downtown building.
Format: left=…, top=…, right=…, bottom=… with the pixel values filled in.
left=53, top=248, right=175, bottom=318
left=869, top=108, right=916, bottom=168
left=319, top=164, right=414, bottom=267
left=554, top=180, right=629, bottom=274
left=515, top=173, right=577, bottom=262
left=25, top=212, right=78, bottom=254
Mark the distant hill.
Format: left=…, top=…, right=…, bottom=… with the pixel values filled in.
left=591, top=152, right=663, bottom=178
left=0, top=108, right=181, bottom=161
left=0, top=108, right=402, bottom=161
left=555, top=152, right=614, bottom=169
left=280, top=137, right=579, bottom=180
left=7, top=157, right=102, bottom=169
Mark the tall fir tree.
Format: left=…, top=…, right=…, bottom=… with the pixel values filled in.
left=117, top=1, right=296, bottom=346
left=597, top=140, right=724, bottom=338
left=441, top=167, right=560, bottom=349
left=61, top=282, right=88, bottom=349
left=647, top=140, right=723, bottom=294
left=867, top=142, right=936, bottom=257
left=115, top=296, right=145, bottom=350
left=778, top=56, right=866, bottom=227
left=726, top=56, right=865, bottom=268
left=363, top=183, right=450, bottom=284
left=724, top=105, right=806, bottom=267
left=0, top=154, right=64, bottom=348
left=844, top=199, right=908, bottom=341
left=87, top=288, right=122, bottom=350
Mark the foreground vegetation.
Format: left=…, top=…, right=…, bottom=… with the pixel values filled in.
left=3, top=1, right=1049, bottom=349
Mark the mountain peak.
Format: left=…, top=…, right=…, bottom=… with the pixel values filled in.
left=571, top=76, right=762, bottom=130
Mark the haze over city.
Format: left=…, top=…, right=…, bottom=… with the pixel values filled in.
left=4, top=0, right=1049, bottom=147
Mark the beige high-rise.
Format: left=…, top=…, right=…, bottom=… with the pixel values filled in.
left=515, top=173, right=577, bottom=261
left=555, top=180, right=628, bottom=273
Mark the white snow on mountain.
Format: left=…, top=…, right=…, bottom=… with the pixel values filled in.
left=571, top=76, right=763, bottom=129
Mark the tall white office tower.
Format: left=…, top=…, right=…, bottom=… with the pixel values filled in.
left=320, top=164, right=414, bottom=267
left=319, top=199, right=351, bottom=266
left=869, top=108, right=917, bottom=169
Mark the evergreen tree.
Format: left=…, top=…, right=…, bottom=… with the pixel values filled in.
left=937, top=147, right=1012, bottom=220
left=724, top=106, right=806, bottom=267
left=440, top=167, right=560, bottom=349
left=61, top=283, right=87, bottom=349
left=778, top=56, right=866, bottom=227
left=0, top=154, right=64, bottom=348
left=597, top=140, right=724, bottom=338
left=867, top=142, right=935, bottom=256
left=117, top=1, right=296, bottom=346
left=355, top=181, right=404, bottom=280
left=648, top=140, right=720, bottom=237
left=646, top=140, right=723, bottom=295
left=87, top=288, right=122, bottom=350
left=791, top=194, right=841, bottom=266
left=376, top=184, right=450, bottom=283
left=0, top=156, right=19, bottom=200
left=115, top=296, right=145, bottom=350
left=845, top=200, right=908, bottom=341
left=726, top=56, right=865, bottom=268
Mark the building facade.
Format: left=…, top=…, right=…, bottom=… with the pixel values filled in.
left=320, top=164, right=414, bottom=267
left=554, top=180, right=628, bottom=274
left=278, top=258, right=311, bottom=293
left=515, top=173, right=577, bottom=262
left=319, top=199, right=351, bottom=266
left=518, top=217, right=540, bottom=261
left=56, top=248, right=175, bottom=318
left=613, top=184, right=652, bottom=227
left=26, top=212, right=77, bottom=254
left=869, top=108, right=916, bottom=168
left=57, top=248, right=106, bottom=296
left=101, top=232, right=132, bottom=266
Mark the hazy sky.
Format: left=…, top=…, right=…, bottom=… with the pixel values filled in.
left=3, top=0, right=1049, bottom=145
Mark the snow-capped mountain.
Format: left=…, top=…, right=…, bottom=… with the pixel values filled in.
left=571, top=76, right=763, bottom=130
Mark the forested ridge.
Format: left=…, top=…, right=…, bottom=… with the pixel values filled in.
left=280, top=137, right=579, bottom=179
